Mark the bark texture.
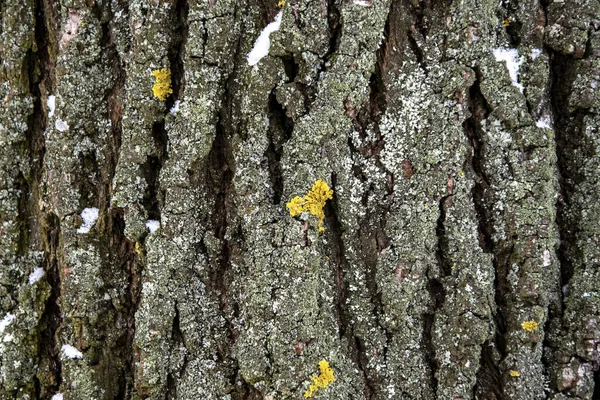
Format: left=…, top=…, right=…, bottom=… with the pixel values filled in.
left=1, top=0, right=599, bottom=399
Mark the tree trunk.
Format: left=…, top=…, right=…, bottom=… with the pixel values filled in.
left=1, top=0, right=599, bottom=398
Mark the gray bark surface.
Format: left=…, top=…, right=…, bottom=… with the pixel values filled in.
left=1, top=0, right=599, bottom=398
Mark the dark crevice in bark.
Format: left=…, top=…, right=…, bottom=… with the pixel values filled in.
left=421, top=309, right=440, bottom=399
left=548, top=52, right=581, bottom=312
left=30, top=1, right=58, bottom=395
left=325, top=0, right=342, bottom=65
left=22, top=0, right=54, bottom=255
left=37, top=213, right=63, bottom=399
left=325, top=173, right=374, bottom=399
left=204, top=17, right=246, bottom=394
left=406, top=0, right=429, bottom=73
left=499, top=0, right=523, bottom=47
left=166, top=303, right=186, bottom=400
left=264, top=89, right=294, bottom=205
left=593, top=369, right=600, bottom=399
left=303, top=0, right=341, bottom=107
left=464, top=68, right=508, bottom=398
left=103, top=0, right=126, bottom=211
left=167, top=0, right=189, bottom=110
left=281, top=54, right=299, bottom=83
left=104, top=209, right=139, bottom=400
left=473, top=340, right=502, bottom=399
left=435, top=194, right=452, bottom=276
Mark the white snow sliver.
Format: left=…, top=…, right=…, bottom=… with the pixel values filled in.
left=493, top=48, right=524, bottom=93
left=47, top=95, right=56, bottom=117
left=28, top=267, right=45, bottom=285
left=146, top=220, right=160, bottom=233
left=77, top=207, right=99, bottom=234
left=55, top=119, right=69, bottom=132
left=61, top=344, right=83, bottom=359
left=51, top=394, right=64, bottom=400
left=247, top=11, right=283, bottom=66
left=0, top=313, right=16, bottom=334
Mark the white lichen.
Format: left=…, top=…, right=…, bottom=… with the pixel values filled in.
left=247, top=11, right=283, bottom=66
left=493, top=48, right=524, bottom=93
left=61, top=344, right=83, bottom=359
left=77, top=207, right=99, bottom=234
left=28, top=267, right=45, bottom=285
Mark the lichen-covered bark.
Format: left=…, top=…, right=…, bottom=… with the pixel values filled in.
left=1, top=0, right=599, bottom=399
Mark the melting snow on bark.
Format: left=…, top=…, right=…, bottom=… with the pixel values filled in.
left=146, top=220, right=160, bottom=233
left=493, top=48, right=524, bottom=93
left=247, top=11, right=283, bottom=66
left=61, top=344, right=83, bottom=359
left=536, top=115, right=551, bottom=129
left=77, top=207, right=99, bottom=234
left=0, top=313, right=15, bottom=334
left=47, top=95, right=56, bottom=117
left=55, top=119, right=69, bottom=132
left=170, top=100, right=180, bottom=115
left=28, top=267, right=45, bottom=285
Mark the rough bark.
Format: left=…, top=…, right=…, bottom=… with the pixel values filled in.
left=1, top=0, right=599, bottom=399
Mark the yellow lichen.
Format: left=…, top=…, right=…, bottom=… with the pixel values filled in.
left=502, top=17, right=512, bottom=27
left=151, top=68, right=173, bottom=100
left=278, top=0, right=285, bottom=6
left=522, top=320, right=538, bottom=332
left=509, top=370, right=520, bottom=377
left=304, top=360, right=335, bottom=398
left=286, top=179, right=333, bottom=232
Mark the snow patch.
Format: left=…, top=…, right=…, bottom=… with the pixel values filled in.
left=28, top=267, right=45, bottom=285
left=61, top=344, right=83, bottom=359
left=493, top=48, right=524, bottom=93
left=146, top=220, right=160, bottom=233
left=77, top=207, right=99, bottom=234
left=352, top=0, right=373, bottom=6
left=247, top=11, right=283, bottom=66
left=531, top=48, right=542, bottom=60
left=55, top=119, right=69, bottom=132
left=170, top=100, right=180, bottom=115
left=542, top=249, right=551, bottom=267
left=0, top=313, right=15, bottom=334
left=536, top=115, right=551, bottom=129
left=47, top=95, right=56, bottom=117
left=51, top=394, right=63, bottom=400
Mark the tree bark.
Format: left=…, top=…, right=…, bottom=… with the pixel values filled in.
left=1, top=0, right=599, bottom=398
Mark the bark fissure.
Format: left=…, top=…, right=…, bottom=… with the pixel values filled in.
left=464, top=69, right=508, bottom=398
left=264, top=89, right=294, bottom=205
left=37, top=213, right=63, bottom=399
left=325, top=173, right=374, bottom=399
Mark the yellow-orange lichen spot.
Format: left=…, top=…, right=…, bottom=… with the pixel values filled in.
left=151, top=68, right=173, bottom=101
left=304, top=360, right=335, bottom=398
left=286, top=179, right=333, bottom=232
left=521, top=320, right=539, bottom=332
